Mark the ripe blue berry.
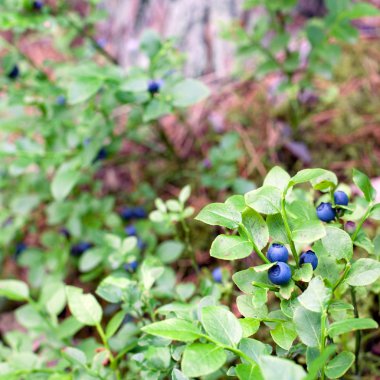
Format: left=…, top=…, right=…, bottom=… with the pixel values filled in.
left=267, top=243, right=289, bottom=263
left=299, top=250, right=318, bottom=270
left=94, top=147, right=107, bottom=162
left=15, top=242, right=27, bottom=258
left=212, top=267, right=223, bottom=283
left=70, top=242, right=93, bottom=257
left=334, top=191, right=349, bottom=206
left=125, top=260, right=138, bottom=272
left=268, top=262, right=292, bottom=285
left=147, top=80, right=161, bottom=94
left=316, top=202, right=336, bottom=222
left=133, top=207, right=147, bottom=219
left=8, top=65, right=20, bottom=80
left=56, top=95, right=66, bottom=106
left=137, top=238, right=145, bottom=250
left=125, top=225, right=137, bottom=236
left=59, top=228, right=71, bottom=239
left=32, top=1, right=43, bottom=10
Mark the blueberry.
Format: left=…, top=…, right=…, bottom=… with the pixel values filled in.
left=267, top=243, right=289, bottom=263
left=124, top=260, right=138, bottom=272
left=316, top=202, right=336, bottom=222
left=212, top=267, right=223, bottom=283
left=147, top=80, right=161, bottom=95
left=15, top=242, right=27, bottom=258
left=70, top=242, right=93, bottom=257
left=94, top=147, right=107, bottom=162
left=56, top=95, right=66, bottom=106
left=32, top=1, right=43, bottom=10
left=8, top=65, right=20, bottom=80
left=334, top=191, right=349, bottom=206
left=268, top=262, right=292, bottom=285
left=299, top=250, right=318, bottom=270
left=59, top=228, right=71, bottom=239
left=133, top=207, right=146, bottom=219
left=125, top=225, right=137, bottom=236
left=137, top=238, right=145, bottom=250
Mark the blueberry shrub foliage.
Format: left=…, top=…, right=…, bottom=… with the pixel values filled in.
left=1, top=1, right=380, bottom=380
left=144, top=167, right=380, bottom=379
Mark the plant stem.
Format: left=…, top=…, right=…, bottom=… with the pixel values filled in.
left=351, top=205, right=372, bottom=241
left=201, top=334, right=257, bottom=366
left=96, top=323, right=121, bottom=380
left=350, top=287, right=361, bottom=376
left=239, top=223, right=270, bottom=264
left=180, top=218, right=199, bottom=274
left=320, top=310, right=328, bottom=380
left=332, top=263, right=351, bottom=292
left=280, top=196, right=299, bottom=267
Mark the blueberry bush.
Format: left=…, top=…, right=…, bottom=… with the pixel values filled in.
left=1, top=1, right=380, bottom=379
left=144, top=167, right=380, bottom=379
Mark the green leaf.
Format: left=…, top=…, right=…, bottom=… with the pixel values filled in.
left=342, top=2, right=380, bottom=19
left=270, top=322, right=297, bottom=351
left=172, top=368, right=189, bottom=380
left=263, top=166, right=290, bottom=192
left=325, top=351, right=355, bottom=379
left=181, top=343, right=226, bottom=377
left=141, top=257, right=165, bottom=290
left=298, top=277, right=331, bottom=313
left=66, top=286, right=102, bottom=326
left=254, top=262, right=277, bottom=272
left=170, top=79, right=210, bottom=107
left=210, top=235, right=252, bottom=260
left=267, top=214, right=290, bottom=244
left=259, top=356, right=306, bottom=380
left=96, top=275, right=131, bottom=303
left=241, top=209, right=269, bottom=250
left=226, top=195, right=246, bottom=212
left=201, top=306, right=243, bottom=346
left=142, top=318, right=202, bottom=342
left=195, top=203, right=242, bottom=229
left=0, top=280, right=29, bottom=301
left=345, top=258, right=380, bottom=286
left=291, top=219, right=326, bottom=244
left=233, top=268, right=271, bottom=294
left=245, top=186, right=282, bottom=214
left=157, top=240, right=185, bottom=264
left=237, top=295, right=268, bottom=319
left=328, top=318, right=378, bottom=337
left=293, top=306, right=321, bottom=347
left=236, top=363, right=263, bottom=380
left=239, top=338, right=272, bottom=362
left=143, top=99, right=171, bottom=122
left=370, top=203, right=380, bottom=220
left=310, top=171, right=338, bottom=191
left=239, top=318, right=260, bottom=338
left=105, top=310, right=125, bottom=339
left=39, top=281, right=66, bottom=316
left=67, top=76, right=103, bottom=105
left=62, top=347, right=87, bottom=367
left=303, top=345, right=336, bottom=380
left=352, top=169, right=376, bottom=202
left=321, top=226, right=353, bottom=261
left=51, top=165, right=81, bottom=201
left=293, top=264, right=313, bottom=282
left=289, top=169, right=334, bottom=188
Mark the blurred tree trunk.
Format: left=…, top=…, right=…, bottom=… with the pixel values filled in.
left=100, top=0, right=243, bottom=76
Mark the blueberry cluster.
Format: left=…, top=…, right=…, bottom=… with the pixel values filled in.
left=316, top=190, right=349, bottom=223
left=267, top=244, right=319, bottom=285
left=267, top=244, right=291, bottom=285
left=120, top=206, right=146, bottom=221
